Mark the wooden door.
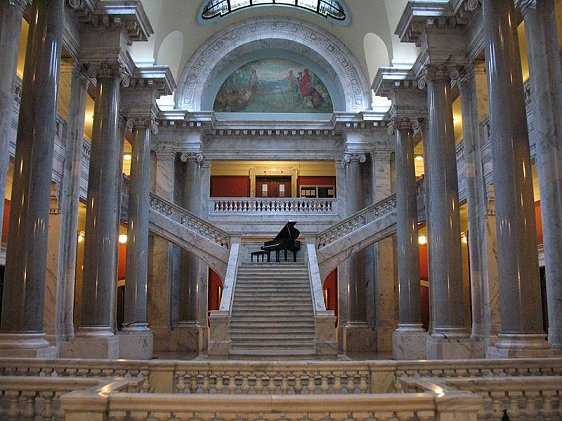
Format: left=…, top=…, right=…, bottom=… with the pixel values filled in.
left=256, top=176, right=291, bottom=198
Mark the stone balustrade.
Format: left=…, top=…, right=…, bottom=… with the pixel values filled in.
left=210, top=197, right=338, bottom=215
left=149, top=193, right=230, bottom=248
left=0, top=375, right=144, bottom=420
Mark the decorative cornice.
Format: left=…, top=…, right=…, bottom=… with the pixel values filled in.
left=395, top=2, right=460, bottom=44
left=129, top=66, right=176, bottom=97
left=67, top=0, right=153, bottom=44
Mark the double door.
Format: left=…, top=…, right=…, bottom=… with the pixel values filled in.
left=256, top=176, right=291, bottom=198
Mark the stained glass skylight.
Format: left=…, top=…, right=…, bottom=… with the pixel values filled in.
left=201, top=0, right=346, bottom=21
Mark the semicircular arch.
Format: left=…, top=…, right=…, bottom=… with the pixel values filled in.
left=176, top=16, right=370, bottom=112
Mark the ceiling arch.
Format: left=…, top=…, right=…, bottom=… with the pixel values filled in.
left=176, top=16, right=371, bottom=113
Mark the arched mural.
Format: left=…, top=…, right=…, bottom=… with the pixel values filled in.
left=213, top=59, right=333, bottom=113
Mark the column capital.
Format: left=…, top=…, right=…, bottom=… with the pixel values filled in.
left=126, top=116, right=158, bottom=134
left=343, top=152, right=367, bottom=164
left=370, top=150, right=393, bottom=162
left=152, top=148, right=176, bottom=162
left=387, top=117, right=423, bottom=135
left=180, top=152, right=204, bottom=164
left=418, top=64, right=462, bottom=89
left=9, top=0, right=30, bottom=14
left=515, top=0, right=536, bottom=15
left=84, top=63, right=131, bottom=86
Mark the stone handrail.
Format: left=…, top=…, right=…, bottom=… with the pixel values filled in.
left=0, top=376, right=143, bottom=420
left=149, top=193, right=230, bottom=248
left=315, top=194, right=397, bottom=249
left=210, top=197, right=338, bottom=214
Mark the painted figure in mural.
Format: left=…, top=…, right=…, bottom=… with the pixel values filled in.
left=299, top=68, right=311, bottom=98
left=286, top=70, right=298, bottom=105
left=249, top=68, right=259, bottom=100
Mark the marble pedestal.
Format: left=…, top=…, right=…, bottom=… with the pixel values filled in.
left=393, top=329, right=429, bottom=360
left=315, top=312, right=338, bottom=358
left=337, top=323, right=376, bottom=353
left=118, top=330, right=153, bottom=360
left=208, top=311, right=230, bottom=358
left=426, top=334, right=484, bottom=360
left=60, top=333, right=119, bottom=359
left=0, top=334, right=58, bottom=358
left=171, top=322, right=208, bottom=353
left=486, top=334, right=553, bottom=358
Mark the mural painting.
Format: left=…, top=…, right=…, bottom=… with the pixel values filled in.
left=213, top=59, right=333, bottom=113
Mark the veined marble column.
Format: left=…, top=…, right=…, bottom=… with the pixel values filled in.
left=371, top=151, right=396, bottom=353
left=458, top=63, right=500, bottom=352
left=63, top=64, right=125, bottom=359
left=391, top=119, right=427, bottom=359
left=421, top=65, right=472, bottom=359
left=0, top=0, right=28, bottom=246
left=119, top=117, right=154, bottom=359
left=0, top=0, right=63, bottom=358
left=337, top=152, right=375, bottom=353
left=174, top=152, right=205, bottom=352
left=148, top=150, right=176, bottom=352
left=483, top=0, right=550, bottom=357
left=517, top=0, right=562, bottom=350
left=54, top=63, right=90, bottom=343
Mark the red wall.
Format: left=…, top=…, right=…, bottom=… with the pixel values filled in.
left=211, top=176, right=250, bottom=197
left=323, top=269, right=338, bottom=325
left=297, top=176, right=336, bottom=192
left=208, top=269, right=223, bottom=311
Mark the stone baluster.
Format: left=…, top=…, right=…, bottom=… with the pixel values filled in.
left=483, top=0, right=551, bottom=357
left=62, top=63, right=127, bottom=358
left=391, top=118, right=428, bottom=359
left=0, top=0, right=28, bottom=246
left=420, top=64, right=472, bottom=359
left=516, top=0, right=562, bottom=350
left=458, top=62, right=500, bottom=351
left=0, top=0, right=64, bottom=358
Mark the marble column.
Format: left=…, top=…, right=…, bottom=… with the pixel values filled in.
left=54, top=63, right=90, bottom=344
left=0, top=0, right=27, bottom=246
left=148, top=150, right=176, bottom=352
left=61, top=64, right=124, bottom=359
left=119, top=117, right=154, bottom=359
left=421, top=65, right=472, bottom=359
left=371, top=151, right=397, bottom=353
left=517, top=0, right=562, bottom=350
left=483, top=0, right=551, bottom=357
left=458, top=63, right=500, bottom=352
left=337, top=153, right=375, bottom=353
left=173, top=152, right=205, bottom=352
left=391, top=120, right=428, bottom=359
left=0, top=0, right=63, bottom=358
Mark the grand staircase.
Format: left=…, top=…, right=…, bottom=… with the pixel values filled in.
left=229, top=261, right=317, bottom=358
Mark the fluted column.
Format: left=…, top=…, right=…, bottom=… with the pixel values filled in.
left=458, top=63, right=500, bottom=349
left=517, top=0, right=562, bottom=350
left=67, top=63, right=125, bottom=358
left=0, top=0, right=28, bottom=246
left=0, top=0, right=63, bottom=357
left=483, top=0, right=550, bottom=356
left=421, top=64, right=472, bottom=358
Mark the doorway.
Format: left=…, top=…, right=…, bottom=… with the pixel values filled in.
left=256, top=176, right=292, bottom=198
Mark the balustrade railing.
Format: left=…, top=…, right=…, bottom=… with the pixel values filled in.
left=315, top=194, right=397, bottom=249
left=210, top=197, right=338, bottom=214
left=149, top=193, right=230, bottom=248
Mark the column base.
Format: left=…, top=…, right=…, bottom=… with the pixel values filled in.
left=118, top=327, right=153, bottom=360
left=393, top=325, right=428, bottom=360
left=486, top=333, right=553, bottom=358
left=337, top=323, right=376, bottom=354
left=426, top=333, right=484, bottom=360
left=59, top=328, right=119, bottom=359
left=170, top=321, right=208, bottom=353
left=0, top=333, right=57, bottom=358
